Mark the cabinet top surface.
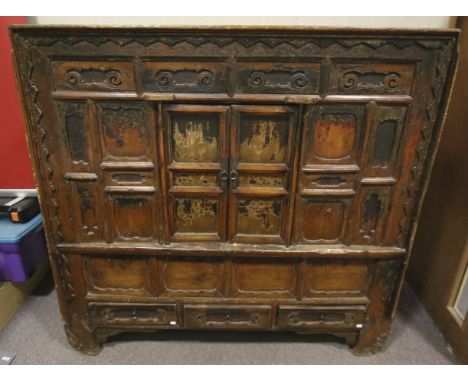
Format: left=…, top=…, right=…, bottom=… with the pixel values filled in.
left=9, top=24, right=459, bottom=37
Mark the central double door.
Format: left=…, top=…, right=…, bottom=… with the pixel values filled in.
left=163, top=104, right=298, bottom=244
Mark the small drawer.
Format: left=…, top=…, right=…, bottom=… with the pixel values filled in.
left=277, top=305, right=366, bottom=330
left=183, top=304, right=272, bottom=330
left=236, top=62, right=320, bottom=94
left=89, top=303, right=179, bottom=327
left=142, top=61, right=226, bottom=93
left=104, top=170, right=154, bottom=187
left=52, top=60, right=135, bottom=92
left=299, top=174, right=355, bottom=192
left=329, top=63, right=414, bottom=95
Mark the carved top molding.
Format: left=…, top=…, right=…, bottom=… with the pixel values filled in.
left=11, top=26, right=457, bottom=54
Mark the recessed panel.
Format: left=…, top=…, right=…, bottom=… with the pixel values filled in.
left=236, top=197, right=283, bottom=236
left=236, top=62, right=320, bottom=94
left=303, top=260, right=370, bottom=298
left=86, top=257, right=151, bottom=296
left=302, top=105, right=364, bottom=167
left=239, top=115, right=290, bottom=164
left=68, top=181, right=103, bottom=240
left=173, top=172, right=218, bottom=187
left=98, top=102, right=149, bottom=159
left=293, top=196, right=352, bottom=245
left=173, top=197, right=219, bottom=234
left=171, top=114, right=220, bottom=162
left=109, top=194, right=156, bottom=241
left=238, top=173, right=287, bottom=188
left=329, top=62, right=415, bottom=95
left=302, top=200, right=346, bottom=241
left=52, top=60, right=135, bottom=92
left=231, top=260, right=296, bottom=298
left=142, top=61, right=226, bottom=93
left=160, top=258, right=224, bottom=297
left=365, top=106, right=407, bottom=177
left=353, top=187, right=391, bottom=244
left=313, top=114, right=357, bottom=159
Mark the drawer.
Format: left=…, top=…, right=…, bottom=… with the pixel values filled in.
left=236, top=62, right=320, bottom=94
left=142, top=61, right=226, bottom=93
left=277, top=305, right=366, bottom=330
left=299, top=174, right=356, bottom=193
left=89, top=303, right=179, bottom=327
left=183, top=304, right=272, bottom=330
left=103, top=170, right=155, bottom=187
left=329, top=62, right=415, bottom=95
left=52, top=60, right=135, bottom=92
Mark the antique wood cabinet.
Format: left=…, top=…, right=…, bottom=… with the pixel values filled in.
left=10, top=26, right=458, bottom=355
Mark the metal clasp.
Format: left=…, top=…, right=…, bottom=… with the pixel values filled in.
left=219, top=169, right=229, bottom=191
left=229, top=169, right=238, bottom=190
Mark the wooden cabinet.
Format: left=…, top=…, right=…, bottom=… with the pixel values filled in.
left=10, top=26, right=458, bottom=355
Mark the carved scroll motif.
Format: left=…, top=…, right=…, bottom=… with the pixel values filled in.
left=247, top=70, right=309, bottom=91
left=65, top=68, right=123, bottom=89
left=341, top=71, right=402, bottom=90
left=154, top=69, right=215, bottom=91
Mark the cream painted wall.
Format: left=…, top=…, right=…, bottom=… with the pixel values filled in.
left=30, top=16, right=455, bottom=29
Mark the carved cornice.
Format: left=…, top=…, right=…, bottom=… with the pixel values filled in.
left=25, top=34, right=449, bottom=52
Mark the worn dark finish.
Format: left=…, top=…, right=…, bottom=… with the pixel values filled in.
left=9, top=25, right=458, bottom=356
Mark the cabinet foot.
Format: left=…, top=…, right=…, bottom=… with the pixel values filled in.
left=64, top=324, right=102, bottom=356
left=352, top=327, right=390, bottom=356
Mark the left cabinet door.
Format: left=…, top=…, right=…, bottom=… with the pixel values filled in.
left=163, top=105, right=230, bottom=242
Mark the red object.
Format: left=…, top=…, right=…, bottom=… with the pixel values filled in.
left=0, top=16, right=35, bottom=189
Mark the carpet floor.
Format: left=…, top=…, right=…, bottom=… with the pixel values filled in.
left=0, top=272, right=458, bottom=364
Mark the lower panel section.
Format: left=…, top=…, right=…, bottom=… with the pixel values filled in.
left=82, top=255, right=376, bottom=301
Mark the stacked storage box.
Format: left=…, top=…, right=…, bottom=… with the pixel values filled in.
left=0, top=214, right=48, bottom=282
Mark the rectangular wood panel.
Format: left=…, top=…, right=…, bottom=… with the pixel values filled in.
left=231, top=259, right=297, bottom=298
left=85, top=256, right=152, bottom=297
left=158, top=257, right=224, bottom=297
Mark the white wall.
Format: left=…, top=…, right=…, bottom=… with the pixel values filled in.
left=30, top=16, right=455, bottom=29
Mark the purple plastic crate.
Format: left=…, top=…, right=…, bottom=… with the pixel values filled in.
left=0, top=214, right=48, bottom=282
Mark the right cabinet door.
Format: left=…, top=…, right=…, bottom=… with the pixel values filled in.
left=228, top=105, right=298, bottom=244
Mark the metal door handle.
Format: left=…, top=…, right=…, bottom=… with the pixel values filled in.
left=229, top=170, right=238, bottom=190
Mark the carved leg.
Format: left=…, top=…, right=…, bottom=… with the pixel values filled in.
left=352, top=259, right=402, bottom=356
left=54, top=254, right=102, bottom=355
left=352, top=321, right=391, bottom=356
left=64, top=322, right=101, bottom=355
